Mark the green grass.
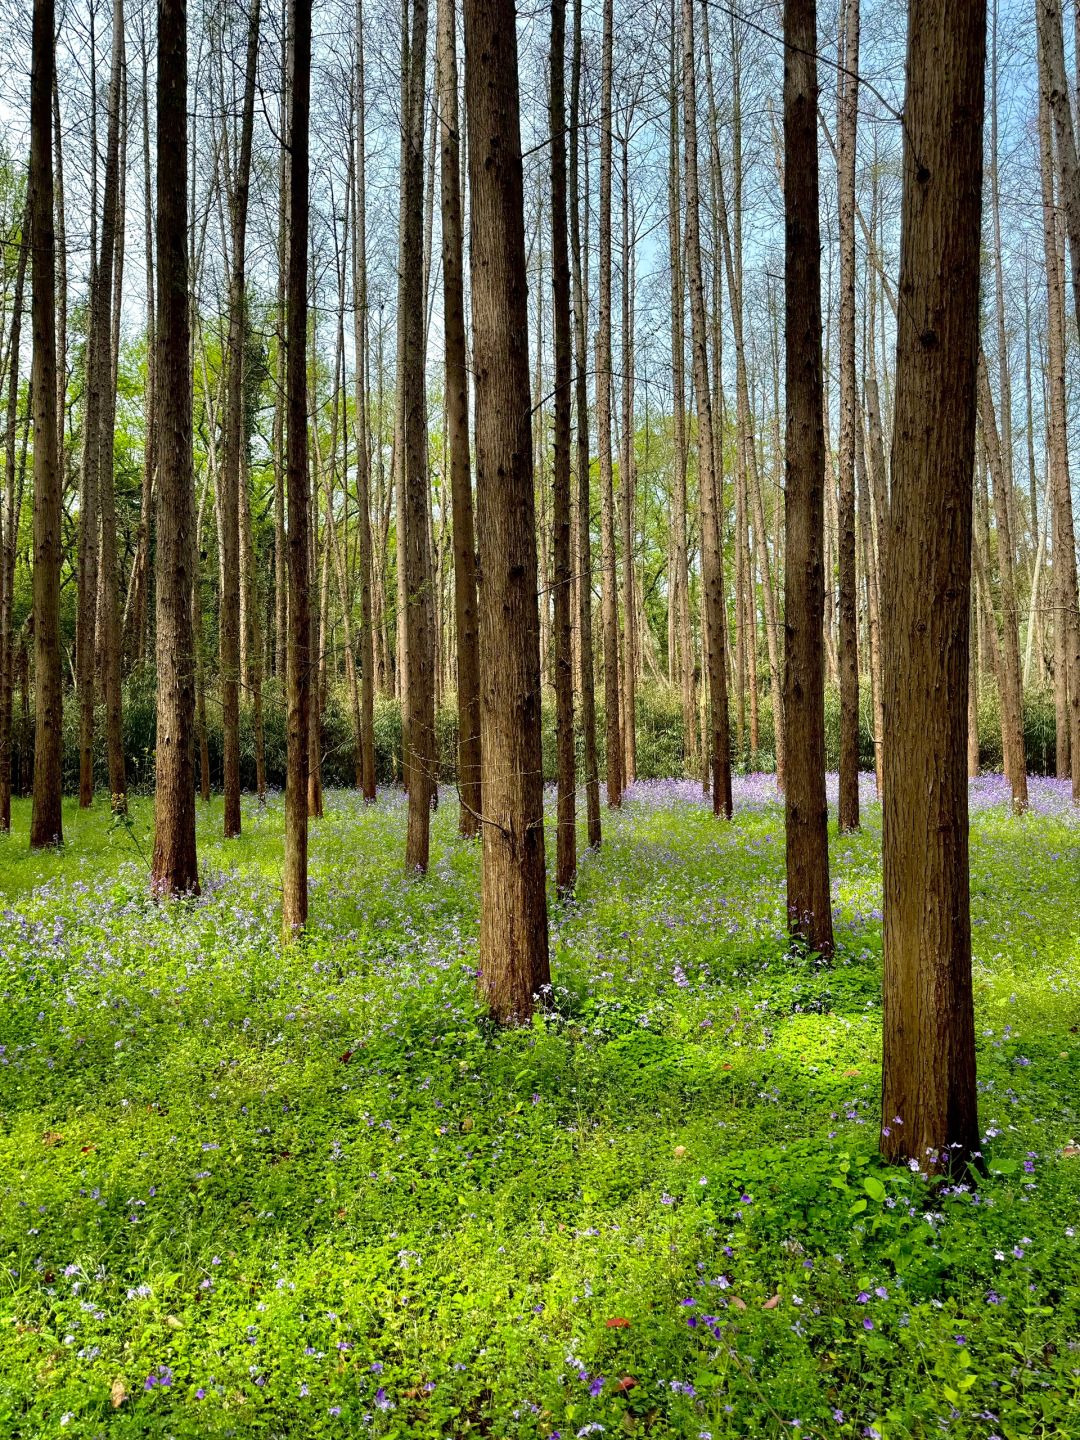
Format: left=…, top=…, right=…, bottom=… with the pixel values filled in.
left=1, top=776, right=1079, bottom=1439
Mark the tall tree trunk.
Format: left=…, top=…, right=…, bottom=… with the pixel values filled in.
left=53, top=76, right=67, bottom=504
left=0, top=205, right=28, bottom=833
left=977, top=352, right=1028, bottom=810
left=597, top=0, right=623, bottom=808
left=219, top=0, right=261, bottom=838
left=682, top=0, right=732, bottom=819
left=402, top=0, right=434, bottom=870
left=783, top=0, right=833, bottom=953
left=353, top=0, right=377, bottom=801
left=551, top=0, right=576, bottom=891
left=619, top=132, right=637, bottom=785
left=836, top=0, right=860, bottom=830
left=128, top=11, right=155, bottom=666
left=96, top=0, right=127, bottom=810
left=856, top=411, right=884, bottom=792
left=667, top=7, right=694, bottom=771
left=437, top=0, right=482, bottom=836
left=1036, top=0, right=1080, bottom=794
left=282, top=0, right=312, bottom=936
left=570, top=0, right=601, bottom=847
left=880, top=0, right=985, bottom=1172
left=151, top=0, right=199, bottom=892
left=464, top=0, right=551, bottom=1021
left=29, top=0, right=64, bottom=848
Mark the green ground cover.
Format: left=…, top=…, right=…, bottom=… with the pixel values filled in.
left=1, top=774, right=1078, bottom=1439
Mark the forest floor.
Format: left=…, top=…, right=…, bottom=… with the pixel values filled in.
left=1, top=776, right=1078, bottom=1440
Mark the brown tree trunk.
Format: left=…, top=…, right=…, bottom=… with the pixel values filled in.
left=570, top=0, right=601, bottom=847
left=682, top=0, right=731, bottom=819
left=0, top=204, right=28, bottom=833
left=402, top=0, right=434, bottom=870
left=218, top=0, right=261, bottom=838
left=1040, top=92, right=1074, bottom=776
left=977, top=352, right=1028, bottom=810
left=836, top=0, right=860, bottom=830
left=667, top=13, right=694, bottom=772
left=880, top=0, right=985, bottom=1172
left=1036, top=3, right=1080, bottom=793
left=437, top=0, right=481, bottom=836
left=96, top=0, right=127, bottom=810
left=619, top=132, right=637, bottom=786
left=551, top=0, right=576, bottom=891
left=128, top=10, right=155, bottom=667
left=353, top=0, right=377, bottom=801
left=28, top=0, right=64, bottom=849
left=282, top=0, right=312, bottom=936
left=597, top=0, right=623, bottom=808
left=783, top=0, right=833, bottom=954
left=151, top=0, right=199, bottom=892
left=464, top=0, right=551, bottom=1021
left=856, top=412, right=884, bottom=793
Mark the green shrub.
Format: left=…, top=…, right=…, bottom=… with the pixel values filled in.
left=4, top=671, right=1065, bottom=795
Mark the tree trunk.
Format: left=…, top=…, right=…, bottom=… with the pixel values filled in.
left=619, top=132, right=637, bottom=786
left=150, top=0, right=199, bottom=892
left=402, top=0, right=434, bottom=870
left=597, top=0, right=623, bottom=809
left=881, top=0, right=985, bottom=1173
left=836, top=0, right=860, bottom=830
left=29, top=0, right=64, bottom=849
left=282, top=0, right=312, bottom=936
left=667, top=8, right=694, bottom=771
left=128, top=10, right=155, bottom=667
left=783, top=0, right=833, bottom=954
left=0, top=204, right=28, bottom=833
left=977, top=351, right=1028, bottom=810
left=1036, top=6, right=1080, bottom=792
left=353, top=0, right=377, bottom=801
left=682, top=0, right=731, bottom=819
left=219, top=0, right=261, bottom=838
left=464, top=0, right=551, bottom=1021
left=437, top=0, right=482, bottom=836
left=551, top=0, right=576, bottom=891
left=570, top=0, right=601, bottom=847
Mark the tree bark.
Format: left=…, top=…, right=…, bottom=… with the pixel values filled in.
left=977, top=351, right=1028, bottom=810
left=881, top=0, right=985, bottom=1172
left=464, top=0, right=551, bottom=1020
left=151, top=0, right=199, bottom=892
left=836, top=0, right=860, bottom=830
left=551, top=0, right=576, bottom=891
left=29, top=0, right=64, bottom=849
left=1036, top=3, right=1080, bottom=794
left=437, top=0, right=482, bottom=836
left=352, top=0, right=376, bottom=800
left=0, top=203, right=28, bottom=833
left=682, top=0, right=731, bottom=819
left=282, top=0, right=312, bottom=935
left=783, top=0, right=833, bottom=953
left=402, top=0, right=435, bottom=870
left=597, top=0, right=623, bottom=808
left=570, top=0, right=601, bottom=847
left=218, top=0, right=261, bottom=837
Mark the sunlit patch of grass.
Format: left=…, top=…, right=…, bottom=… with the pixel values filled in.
left=0, top=777, right=1078, bottom=1437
